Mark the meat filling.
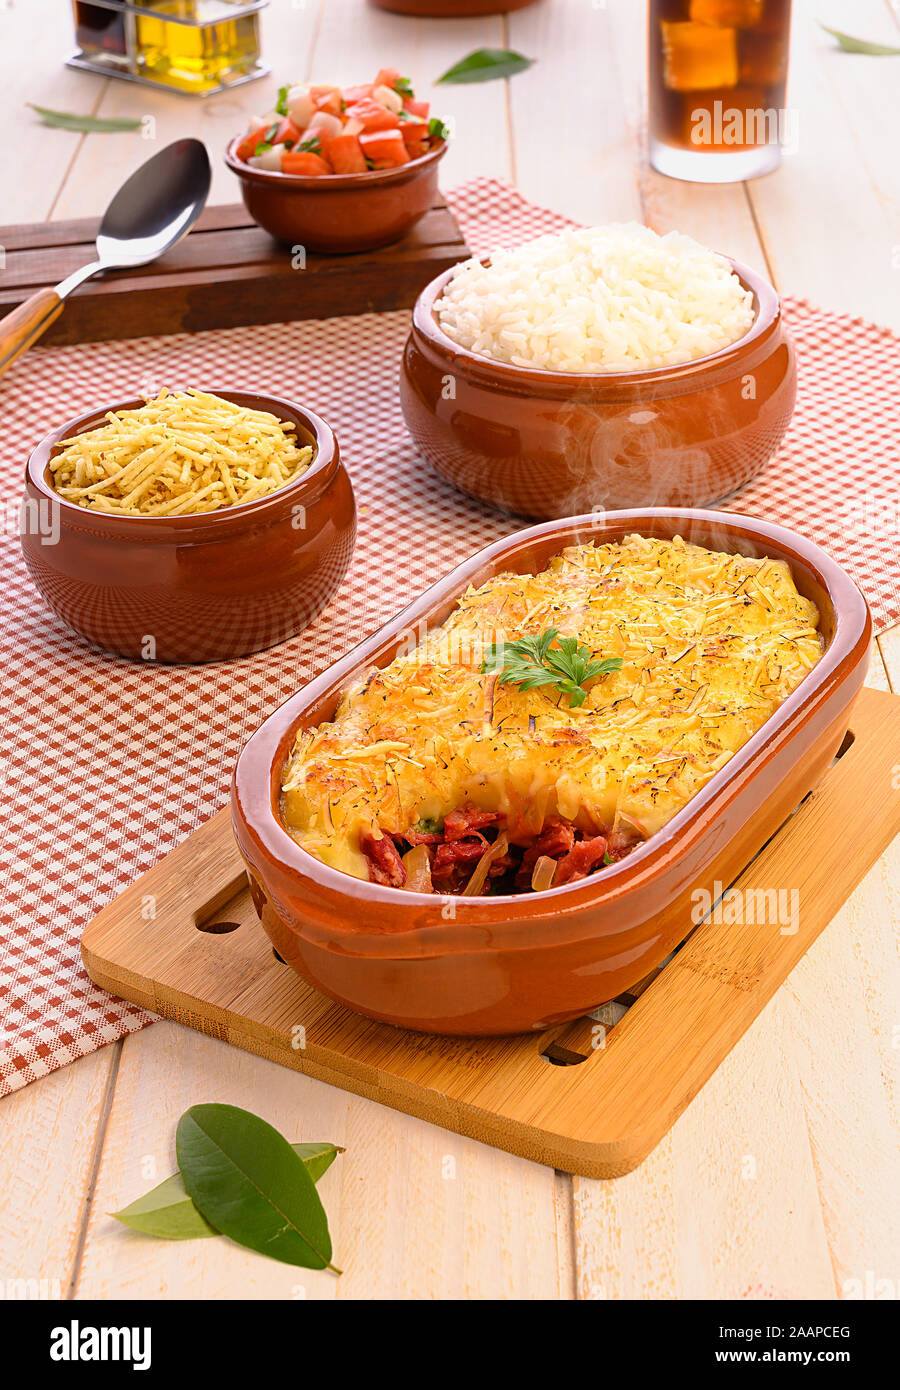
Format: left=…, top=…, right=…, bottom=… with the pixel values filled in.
left=361, top=807, right=640, bottom=894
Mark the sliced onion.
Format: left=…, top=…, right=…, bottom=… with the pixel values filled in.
left=401, top=843, right=433, bottom=893
left=462, top=832, right=509, bottom=897
left=617, top=811, right=649, bottom=840
left=530, top=854, right=558, bottom=893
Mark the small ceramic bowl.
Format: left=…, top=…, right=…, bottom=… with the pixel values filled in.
left=369, top=0, right=538, bottom=12
left=231, top=509, right=870, bottom=1035
left=21, top=390, right=356, bottom=664
left=401, top=257, right=796, bottom=519
left=224, top=136, right=448, bottom=253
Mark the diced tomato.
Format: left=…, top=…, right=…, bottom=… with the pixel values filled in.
left=321, top=133, right=367, bottom=174
left=344, top=98, right=400, bottom=132
left=281, top=150, right=332, bottom=176
left=359, top=129, right=410, bottom=168
left=273, top=117, right=303, bottom=148
left=374, top=66, right=403, bottom=91
left=399, top=119, right=429, bottom=148
left=310, top=84, right=343, bottom=116
left=235, top=125, right=271, bottom=161
left=403, top=98, right=430, bottom=120
left=342, top=83, right=372, bottom=106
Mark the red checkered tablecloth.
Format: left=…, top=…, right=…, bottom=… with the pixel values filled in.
left=1, top=178, right=898, bottom=1097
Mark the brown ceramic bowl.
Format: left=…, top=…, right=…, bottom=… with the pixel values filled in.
left=369, top=0, right=537, bottom=12
left=21, top=391, right=356, bottom=664
left=224, top=136, right=448, bottom=253
left=401, top=257, right=796, bottom=519
left=232, top=509, right=870, bottom=1036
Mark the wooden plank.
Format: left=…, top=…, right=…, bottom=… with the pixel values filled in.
left=72, top=1022, right=566, bottom=1299
left=508, top=0, right=643, bottom=225
left=746, top=0, right=900, bottom=328
left=80, top=687, right=900, bottom=1180
left=0, top=1047, right=119, bottom=1298
left=0, top=198, right=469, bottom=343
left=570, top=651, right=897, bottom=1298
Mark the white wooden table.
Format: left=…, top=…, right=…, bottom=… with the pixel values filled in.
left=1, top=0, right=898, bottom=1301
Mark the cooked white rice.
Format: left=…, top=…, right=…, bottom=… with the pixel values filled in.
left=434, top=224, right=756, bottom=373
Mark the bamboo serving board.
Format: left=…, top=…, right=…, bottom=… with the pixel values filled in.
left=0, top=198, right=470, bottom=345
left=82, top=686, right=900, bottom=1178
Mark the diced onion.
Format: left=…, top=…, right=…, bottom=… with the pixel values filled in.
left=530, top=855, right=557, bottom=893
left=401, top=844, right=433, bottom=894
left=462, top=832, right=509, bottom=897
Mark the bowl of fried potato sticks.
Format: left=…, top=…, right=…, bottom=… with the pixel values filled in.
left=21, top=388, right=356, bottom=663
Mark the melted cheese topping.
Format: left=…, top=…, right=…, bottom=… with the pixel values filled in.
left=281, top=534, right=823, bottom=879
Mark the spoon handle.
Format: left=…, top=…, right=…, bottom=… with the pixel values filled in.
left=0, top=288, right=64, bottom=377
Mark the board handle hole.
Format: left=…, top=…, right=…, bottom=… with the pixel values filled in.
left=197, top=919, right=241, bottom=935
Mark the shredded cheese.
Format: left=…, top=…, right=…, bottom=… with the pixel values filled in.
left=49, top=389, right=313, bottom=516
left=281, top=534, right=824, bottom=879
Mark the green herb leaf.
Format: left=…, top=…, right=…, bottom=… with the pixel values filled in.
left=275, top=84, right=289, bottom=116
left=176, top=1104, right=339, bottom=1271
left=393, top=75, right=415, bottom=98
left=819, top=24, right=900, bottom=55
left=254, top=141, right=273, bottom=157
left=436, top=48, right=535, bottom=85
left=428, top=116, right=450, bottom=140
left=27, top=103, right=143, bottom=133
left=112, top=1142, right=342, bottom=1242
left=482, top=628, right=623, bottom=707
left=299, top=133, right=322, bottom=153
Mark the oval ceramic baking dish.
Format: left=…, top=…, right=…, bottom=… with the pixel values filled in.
left=231, top=509, right=870, bottom=1035
left=401, top=258, right=795, bottom=519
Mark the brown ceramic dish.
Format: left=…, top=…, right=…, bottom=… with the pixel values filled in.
left=231, top=508, right=870, bottom=1036
left=401, top=258, right=795, bottom=519
left=21, top=391, right=356, bottom=664
left=224, top=136, right=448, bottom=253
left=369, top=0, right=537, bottom=12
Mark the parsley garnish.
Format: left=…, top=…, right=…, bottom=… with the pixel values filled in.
left=482, top=627, right=623, bottom=708
left=393, top=76, right=415, bottom=98
left=275, top=85, right=289, bottom=116
left=299, top=133, right=321, bottom=152
left=428, top=116, right=450, bottom=140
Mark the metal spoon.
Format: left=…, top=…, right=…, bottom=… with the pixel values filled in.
left=0, top=137, right=211, bottom=377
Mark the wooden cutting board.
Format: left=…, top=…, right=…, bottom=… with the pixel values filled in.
left=0, top=198, right=469, bottom=345
left=81, top=686, right=900, bottom=1178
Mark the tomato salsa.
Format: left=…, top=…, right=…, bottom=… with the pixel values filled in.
left=234, top=67, right=449, bottom=177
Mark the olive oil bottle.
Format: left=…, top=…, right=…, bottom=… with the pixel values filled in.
left=70, top=0, right=269, bottom=96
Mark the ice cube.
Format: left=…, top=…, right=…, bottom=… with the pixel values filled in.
left=739, top=32, right=788, bottom=86
left=661, top=21, right=739, bottom=92
left=689, top=0, right=763, bottom=26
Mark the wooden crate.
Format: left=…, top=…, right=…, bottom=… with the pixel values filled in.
left=0, top=198, right=469, bottom=344
left=81, top=686, right=900, bottom=1178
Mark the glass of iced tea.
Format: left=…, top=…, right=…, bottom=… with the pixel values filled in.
left=648, top=1, right=793, bottom=182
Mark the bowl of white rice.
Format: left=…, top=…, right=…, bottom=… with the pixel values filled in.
left=400, top=223, right=795, bottom=519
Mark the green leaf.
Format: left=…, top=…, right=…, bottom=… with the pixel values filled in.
left=393, top=76, right=415, bottom=98
left=436, top=48, right=535, bottom=85
left=112, top=1142, right=342, bottom=1242
left=275, top=84, right=289, bottom=116
left=176, top=1105, right=339, bottom=1271
left=482, top=627, right=622, bottom=706
left=819, top=24, right=900, bottom=55
left=428, top=116, right=450, bottom=141
left=27, top=103, right=143, bottom=133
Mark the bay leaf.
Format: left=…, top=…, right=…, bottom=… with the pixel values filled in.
left=176, top=1104, right=339, bottom=1271
left=112, top=1141, right=342, bottom=1242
